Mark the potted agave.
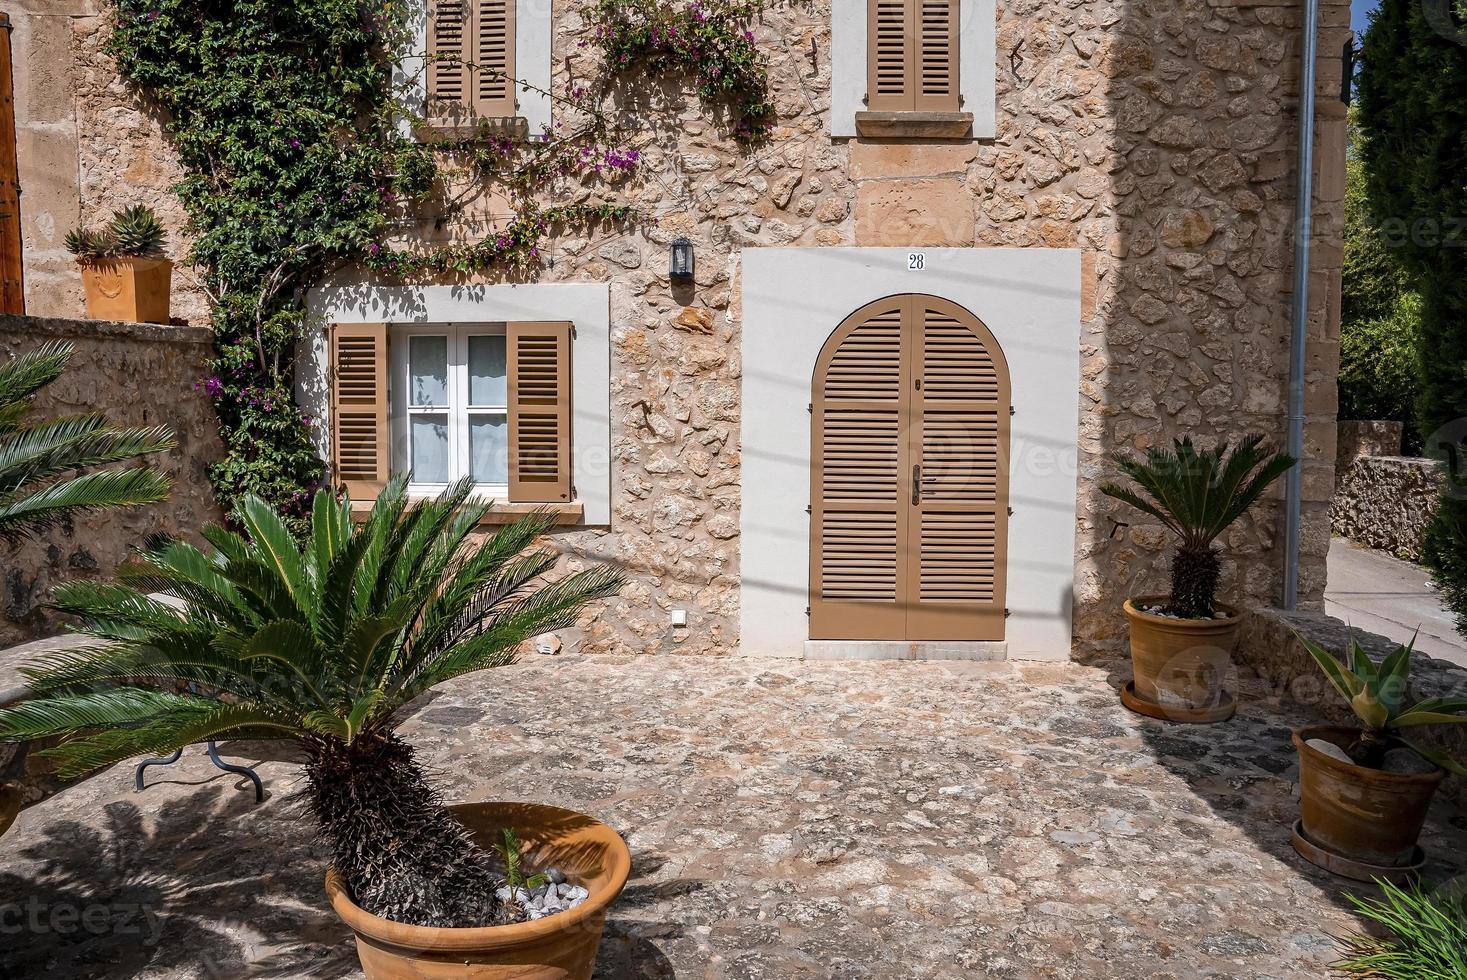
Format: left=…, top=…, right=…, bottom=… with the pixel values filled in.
left=1292, top=633, right=1466, bottom=880
left=1101, top=435, right=1295, bottom=723
left=65, top=204, right=173, bottom=324
left=0, top=480, right=628, bottom=979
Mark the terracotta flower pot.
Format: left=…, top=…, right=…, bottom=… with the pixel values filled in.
left=326, top=802, right=631, bottom=980
left=1123, top=596, right=1240, bottom=715
left=79, top=257, right=172, bottom=324
left=1293, top=725, right=1444, bottom=868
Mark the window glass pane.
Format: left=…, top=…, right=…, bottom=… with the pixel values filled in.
left=409, top=413, right=449, bottom=483
left=469, top=413, right=508, bottom=485
left=409, top=336, right=448, bottom=406
left=467, top=334, right=507, bottom=406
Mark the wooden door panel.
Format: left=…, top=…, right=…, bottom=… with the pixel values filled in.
left=906, top=298, right=1009, bottom=641
left=810, top=300, right=910, bottom=640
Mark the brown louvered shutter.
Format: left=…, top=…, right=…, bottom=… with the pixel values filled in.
left=330, top=323, right=390, bottom=502
left=867, top=0, right=912, bottom=112
left=866, top=0, right=959, bottom=113
left=507, top=321, right=571, bottom=502
left=914, top=0, right=959, bottom=112
left=472, top=0, right=516, bottom=118
left=428, top=0, right=470, bottom=110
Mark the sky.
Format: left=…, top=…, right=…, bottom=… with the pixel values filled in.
left=1352, top=0, right=1379, bottom=37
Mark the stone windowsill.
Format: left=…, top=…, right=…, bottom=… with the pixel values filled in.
left=350, top=499, right=583, bottom=526
left=415, top=115, right=530, bottom=143
left=855, top=111, right=974, bottom=140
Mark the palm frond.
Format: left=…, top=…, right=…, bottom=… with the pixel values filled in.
left=0, top=467, right=172, bottom=541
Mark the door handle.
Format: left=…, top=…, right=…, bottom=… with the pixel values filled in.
left=912, top=464, right=921, bottom=505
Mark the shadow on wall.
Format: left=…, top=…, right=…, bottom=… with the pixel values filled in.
left=1068, top=0, right=1347, bottom=662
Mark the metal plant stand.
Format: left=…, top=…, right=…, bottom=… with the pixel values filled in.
left=134, top=741, right=264, bottom=803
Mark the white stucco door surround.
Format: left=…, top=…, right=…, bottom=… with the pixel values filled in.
left=739, top=248, right=1082, bottom=661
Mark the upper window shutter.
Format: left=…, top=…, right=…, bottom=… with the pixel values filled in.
left=867, top=0, right=959, bottom=113
left=330, top=323, right=390, bottom=503
left=472, top=0, right=516, bottom=118
left=507, top=321, right=572, bottom=503
left=914, top=0, right=959, bottom=112
left=867, top=0, right=912, bottom=112
left=428, top=0, right=470, bottom=109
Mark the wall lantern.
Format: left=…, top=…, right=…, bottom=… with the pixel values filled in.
left=669, top=237, right=695, bottom=282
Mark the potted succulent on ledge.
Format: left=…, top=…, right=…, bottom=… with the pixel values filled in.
left=1101, top=435, right=1296, bottom=723
left=65, top=204, right=173, bottom=324
left=0, top=479, right=628, bottom=980
left=1292, top=633, right=1466, bottom=881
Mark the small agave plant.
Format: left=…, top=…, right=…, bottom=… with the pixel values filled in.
left=1300, top=632, right=1467, bottom=773
left=65, top=204, right=167, bottom=261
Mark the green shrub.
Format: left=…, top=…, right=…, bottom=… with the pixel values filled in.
left=1358, top=0, right=1467, bottom=632
left=1335, top=879, right=1467, bottom=978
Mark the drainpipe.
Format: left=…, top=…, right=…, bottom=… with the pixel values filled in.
left=1283, top=0, right=1322, bottom=610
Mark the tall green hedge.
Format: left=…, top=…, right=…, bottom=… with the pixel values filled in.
left=1358, top=0, right=1467, bottom=631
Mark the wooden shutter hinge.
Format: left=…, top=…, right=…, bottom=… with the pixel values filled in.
left=805, top=505, right=811, bottom=515
left=805, top=606, right=811, bottom=617
left=1010, top=406, right=1016, bottom=416
left=1007, top=506, right=1013, bottom=516
left=1004, top=608, right=1012, bottom=618
left=807, top=403, right=812, bottom=414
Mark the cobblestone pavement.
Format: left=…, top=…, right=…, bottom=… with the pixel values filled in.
left=3, top=655, right=1464, bottom=979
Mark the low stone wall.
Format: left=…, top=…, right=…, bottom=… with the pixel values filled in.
left=1239, top=608, right=1465, bottom=807
left=0, top=315, right=224, bottom=646
left=1330, top=456, right=1443, bottom=561
left=1336, top=420, right=1403, bottom=467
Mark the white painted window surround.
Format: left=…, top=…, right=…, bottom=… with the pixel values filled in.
left=739, top=248, right=1082, bottom=661
left=300, top=283, right=611, bottom=526
left=830, top=0, right=996, bottom=139
left=396, top=0, right=554, bottom=137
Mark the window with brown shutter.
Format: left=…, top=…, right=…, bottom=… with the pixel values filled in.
left=866, top=0, right=959, bottom=113
left=507, top=321, right=572, bottom=503
left=426, top=0, right=517, bottom=120
left=859, top=0, right=967, bottom=137
left=330, top=323, right=390, bottom=502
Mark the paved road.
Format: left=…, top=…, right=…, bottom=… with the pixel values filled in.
left=1325, top=537, right=1467, bottom=667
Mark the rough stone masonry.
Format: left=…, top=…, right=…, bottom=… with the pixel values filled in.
left=10, top=0, right=1347, bottom=658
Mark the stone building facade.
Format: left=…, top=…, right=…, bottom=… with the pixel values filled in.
left=9, top=0, right=1348, bottom=659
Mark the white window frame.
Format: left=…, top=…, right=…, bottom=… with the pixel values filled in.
left=830, top=0, right=996, bottom=139
left=389, top=322, right=511, bottom=499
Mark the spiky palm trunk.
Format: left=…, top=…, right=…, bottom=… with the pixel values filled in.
left=304, top=733, right=510, bottom=928
left=1169, top=545, right=1220, bottom=618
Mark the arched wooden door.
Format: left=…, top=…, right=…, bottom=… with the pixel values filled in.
left=810, top=294, right=1010, bottom=641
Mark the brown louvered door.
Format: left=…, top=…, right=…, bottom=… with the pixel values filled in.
left=866, top=0, right=959, bottom=113
left=811, top=296, right=1008, bottom=642
left=472, top=0, right=516, bottom=118
left=507, top=321, right=572, bottom=502
left=428, top=0, right=470, bottom=110
left=330, top=323, right=390, bottom=502
left=906, top=297, right=1008, bottom=640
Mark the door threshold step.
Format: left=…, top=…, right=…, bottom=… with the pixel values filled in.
left=803, top=641, right=1007, bottom=661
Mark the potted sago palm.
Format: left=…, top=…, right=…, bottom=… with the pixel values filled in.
left=66, top=204, right=173, bottom=324
left=1292, top=633, right=1466, bottom=881
left=1101, top=435, right=1295, bottom=723
left=0, top=479, right=628, bottom=979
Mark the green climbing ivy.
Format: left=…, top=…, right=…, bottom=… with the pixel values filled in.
left=103, top=0, right=771, bottom=530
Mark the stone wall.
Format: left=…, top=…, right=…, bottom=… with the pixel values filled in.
left=1238, top=607, right=1465, bottom=807
left=1331, top=455, right=1443, bottom=561
left=0, top=315, right=224, bottom=646
left=26, top=0, right=1347, bottom=658
left=1337, top=419, right=1403, bottom=467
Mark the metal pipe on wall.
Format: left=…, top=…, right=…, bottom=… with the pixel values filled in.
left=1283, top=0, right=1323, bottom=609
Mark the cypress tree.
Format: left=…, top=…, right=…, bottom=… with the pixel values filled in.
left=1357, top=0, right=1467, bottom=631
